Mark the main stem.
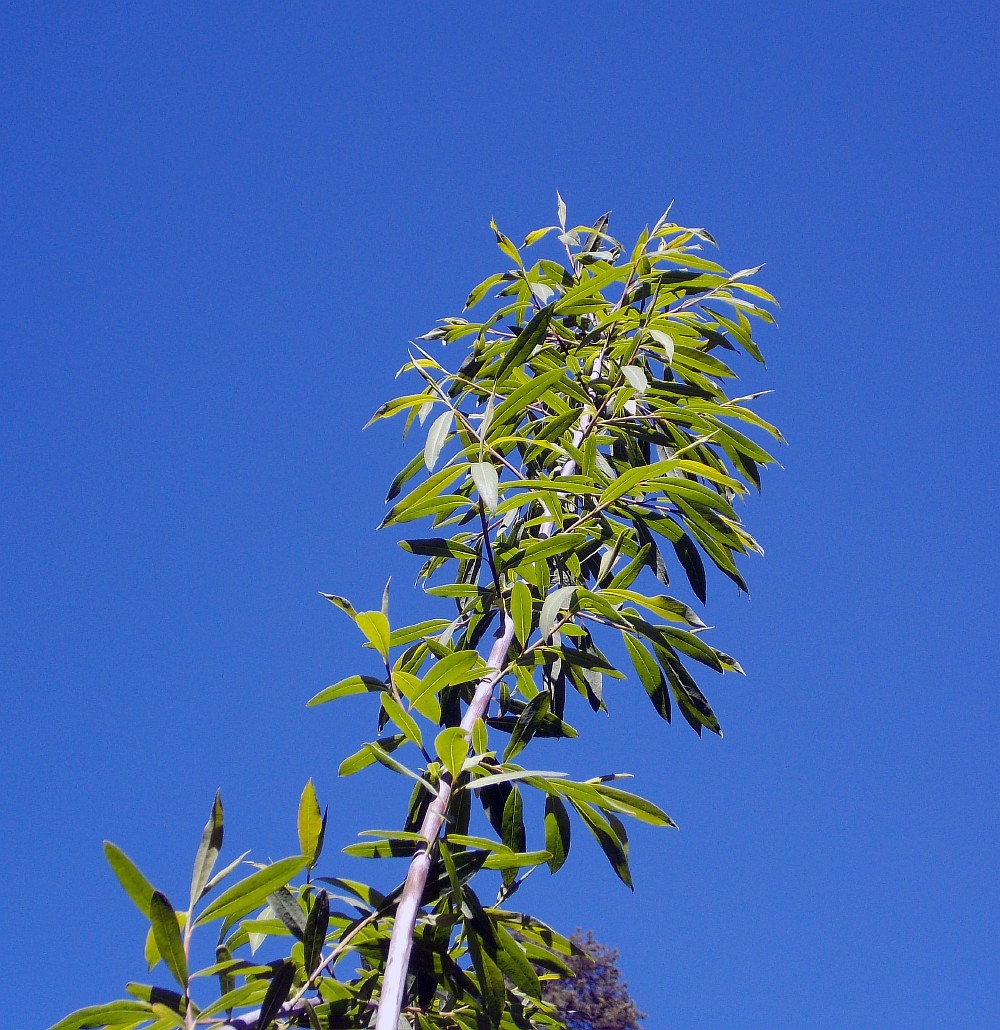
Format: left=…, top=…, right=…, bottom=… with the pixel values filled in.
left=374, top=612, right=516, bottom=1030
left=375, top=347, right=604, bottom=1030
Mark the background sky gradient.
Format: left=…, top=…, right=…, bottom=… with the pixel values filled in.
left=3, top=4, right=998, bottom=1028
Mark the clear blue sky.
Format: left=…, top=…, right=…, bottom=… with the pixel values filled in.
left=3, top=4, right=997, bottom=1028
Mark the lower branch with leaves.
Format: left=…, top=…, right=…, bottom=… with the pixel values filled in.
left=53, top=200, right=782, bottom=1030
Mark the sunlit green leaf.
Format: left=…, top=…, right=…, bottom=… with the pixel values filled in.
left=195, top=856, right=309, bottom=927
left=435, top=727, right=470, bottom=780
left=381, top=694, right=423, bottom=749
left=103, top=842, right=155, bottom=919
left=46, top=1001, right=154, bottom=1030
left=307, top=674, right=385, bottom=707
left=297, top=779, right=326, bottom=869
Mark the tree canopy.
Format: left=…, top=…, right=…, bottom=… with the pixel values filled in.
left=51, top=200, right=779, bottom=1030
left=543, top=932, right=644, bottom=1030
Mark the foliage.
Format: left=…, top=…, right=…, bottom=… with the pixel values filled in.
left=51, top=199, right=780, bottom=1030
left=542, top=932, right=644, bottom=1030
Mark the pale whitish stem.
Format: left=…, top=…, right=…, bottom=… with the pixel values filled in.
left=374, top=611, right=516, bottom=1030
left=382, top=326, right=605, bottom=1030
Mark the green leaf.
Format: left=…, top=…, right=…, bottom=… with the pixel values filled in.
left=201, top=849, right=251, bottom=898
left=382, top=693, right=423, bottom=749
left=502, top=691, right=551, bottom=762
left=491, top=217, right=523, bottom=266
left=510, top=581, right=533, bottom=647
left=257, top=960, right=295, bottom=1030
left=125, top=984, right=184, bottom=1015
left=342, top=838, right=420, bottom=859
left=420, top=649, right=488, bottom=699
left=495, top=922, right=542, bottom=998
left=672, top=532, right=707, bottom=603
left=493, top=305, right=553, bottom=383
left=568, top=798, right=633, bottom=889
left=464, top=911, right=505, bottom=1026
left=594, top=784, right=676, bottom=828
left=380, top=464, right=466, bottom=527
left=649, top=328, right=676, bottom=362
left=399, top=537, right=479, bottom=560
left=149, top=891, right=188, bottom=988
left=266, top=886, right=306, bottom=938
left=472, top=717, right=489, bottom=755
left=303, top=889, right=330, bottom=975
left=539, top=584, right=576, bottom=639
left=657, top=645, right=722, bottom=736
left=469, top=461, right=499, bottom=513
left=623, top=635, right=670, bottom=722
left=621, top=365, right=648, bottom=393
left=513, top=532, right=589, bottom=566
left=544, top=795, right=571, bottom=873
left=502, top=786, right=526, bottom=856
left=423, top=410, right=453, bottom=472
left=465, top=271, right=505, bottom=310
left=46, top=1002, right=154, bottom=1030
left=485, top=367, right=565, bottom=438
left=482, top=848, right=551, bottom=870
left=435, top=727, right=470, bottom=780
left=195, top=856, right=309, bottom=927
left=297, top=779, right=326, bottom=868
left=197, top=980, right=269, bottom=1019
left=307, top=674, right=385, bottom=706
left=471, top=768, right=567, bottom=789
left=393, top=669, right=442, bottom=722
left=338, top=734, right=406, bottom=777
left=598, top=458, right=679, bottom=507
left=103, top=841, right=155, bottom=918
left=355, top=610, right=391, bottom=660
left=189, top=791, right=224, bottom=909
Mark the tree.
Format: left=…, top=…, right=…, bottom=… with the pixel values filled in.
left=51, top=199, right=780, bottom=1030
left=542, top=932, right=644, bottom=1030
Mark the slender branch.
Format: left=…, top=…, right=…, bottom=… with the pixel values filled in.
left=213, top=909, right=382, bottom=1029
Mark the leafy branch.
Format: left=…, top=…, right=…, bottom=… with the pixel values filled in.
left=52, top=200, right=780, bottom=1030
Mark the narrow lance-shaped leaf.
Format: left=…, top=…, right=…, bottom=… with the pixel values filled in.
left=510, top=580, right=533, bottom=647
left=257, top=960, right=296, bottom=1030
left=423, top=409, right=453, bottom=471
left=544, top=794, right=571, bottom=873
left=149, top=891, right=188, bottom=989
left=268, top=885, right=307, bottom=939
left=45, top=1001, right=154, bottom=1030
left=297, top=778, right=327, bottom=869
left=103, top=841, right=155, bottom=919
left=303, top=889, right=330, bottom=976
left=195, top=855, right=309, bottom=927
left=470, top=461, right=499, bottom=513
left=189, top=790, right=224, bottom=909
left=492, top=305, right=553, bottom=382
left=382, top=693, right=423, bottom=749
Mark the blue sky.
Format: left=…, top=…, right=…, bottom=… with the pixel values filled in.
left=2, top=4, right=998, bottom=1028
